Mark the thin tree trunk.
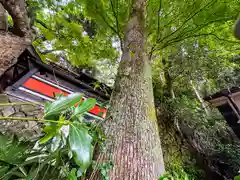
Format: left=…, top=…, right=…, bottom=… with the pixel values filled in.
left=162, top=58, right=175, bottom=99
left=92, top=0, right=165, bottom=179
left=164, top=68, right=175, bottom=99
left=190, top=80, right=210, bottom=116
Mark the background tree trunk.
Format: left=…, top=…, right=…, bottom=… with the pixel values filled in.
left=162, top=58, right=175, bottom=99
left=190, top=80, right=211, bottom=116
left=164, top=69, right=175, bottom=99
left=93, top=0, right=165, bottom=179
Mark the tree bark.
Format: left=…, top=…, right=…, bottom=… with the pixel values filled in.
left=162, top=58, right=175, bottom=99
left=164, top=68, right=175, bottom=99
left=92, top=0, right=165, bottom=179
left=0, top=0, right=32, bottom=76
left=190, top=80, right=211, bottom=116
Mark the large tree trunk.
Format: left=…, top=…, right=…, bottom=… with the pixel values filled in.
left=0, top=0, right=32, bottom=76
left=92, top=0, right=165, bottom=179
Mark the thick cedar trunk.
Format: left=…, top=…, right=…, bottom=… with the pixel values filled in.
left=93, top=0, right=165, bottom=179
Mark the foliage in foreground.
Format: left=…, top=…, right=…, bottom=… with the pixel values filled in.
left=0, top=93, right=107, bottom=179
left=159, top=171, right=189, bottom=180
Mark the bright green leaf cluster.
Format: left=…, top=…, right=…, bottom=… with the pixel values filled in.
left=39, top=93, right=99, bottom=177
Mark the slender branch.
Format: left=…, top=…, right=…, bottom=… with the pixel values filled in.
left=35, top=19, right=49, bottom=29
left=94, top=5, right=117, bottom=35
left=156, top=0, right=162, bottom=39
left=0, top=102, right=42, bottom=106
left=161, top=33, right=240, bottom=49
left=171, top=67, right=186, bottom=80
left=0, top=116, right=69, bottom=124
left=148, top=0, right=161, bottom=60
left=40, top=49, right=59, bottom=54
left=158, top=0, right=217, bottom=43
left=196, top=33, right=240, bottom=43
left=149, top=45, right=156, bottom=60
left=109, top=0, right=122, bottom=49
left=0, top=116, right=42, bottom=121
left=149, top=0, right=216, bottom=58
left=183, top=33, right=239, bottom=44
left=93, top=3, right=124, bottom=51
left=157, top=6, right=185, bottom=34
left=1, top=0, right=31, bottom=37
left=147, top=7, right=184, bottom=38
left=177, top=16, right=235, bottom=39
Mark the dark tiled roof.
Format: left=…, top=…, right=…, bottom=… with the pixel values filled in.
left=28, top=46, right=112, bottom=99
left=1, top=45, right=112, bottom=100
left=204, top=86, right=240, bottom=101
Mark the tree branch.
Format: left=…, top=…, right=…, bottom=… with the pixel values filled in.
left=148, top=45, right=156, bottom=60
left=156, top=0, right=162, bottom=39
left=157, top=7, right=185, bottom=35
left=94, top=5, right=117, bottom=36
left=161, top=33, right=240, bottom=49
left=0, top=116, right=69, bottom=124
left=196, top=33, right=240, bottom=44
left=109, top=0, right=123, bottom=50
left=149, top=0, right=218, bottom=58
left=159, top=17, right=234, bottom=49
left=1, top=0, right=31, bottom=37
left=98, top=11, right=118, bottom=34
left=178, top=16, right=235, bottom=39
left=35, top=19, right=49, bottom=29
left=157, top=0, right=217, bottom=43
left=0, top=102, right=42, bottom=106
left=148, top=0, right=161, bottom=60
left=40, top=49, right=60, bottom=54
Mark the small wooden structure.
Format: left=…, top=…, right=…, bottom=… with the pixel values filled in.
left=204, top=87, right=240, bottom=138
left=0, top=46, right=111, bottom=121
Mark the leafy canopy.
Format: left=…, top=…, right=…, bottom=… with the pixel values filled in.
left=28, top=0, right=240, bottom=66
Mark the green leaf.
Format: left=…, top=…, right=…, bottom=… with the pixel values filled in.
left=40, top=124, right=59, bottom=144
left=184, top=174, right=189, bottom=180
left=68, top=122, right=93, bottom=173
left=50, top=134, right=61, bottom=151
left=44, top=93, right=83, bottom=118
left=234, top=176, right=240, bottom=180
left=19, top=167, right=28, bottom=177
left=40, top=115, right=65, bottom=144
left=10, top=171, right=25, bottom=178
left=0, top=133, right=32, bottom=164
left=67, top=168, right=78, bottom=180
left=77, top=168, right=83, bottom=177
left=40, top=131, right=56, bottom=144
left=44, top=31, right=55, bottom=40
left=27, top=162, right=47, bottom=180
left=0, top=166, right=9, bottom=177
left=73, top=98, right=96, bottom=118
